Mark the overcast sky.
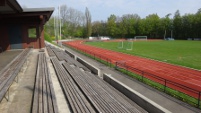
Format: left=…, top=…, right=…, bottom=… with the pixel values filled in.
left=17, top=0, right=201, bottom=21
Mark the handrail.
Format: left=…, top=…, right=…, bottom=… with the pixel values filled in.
left=115, top=57, right=201, bottom=108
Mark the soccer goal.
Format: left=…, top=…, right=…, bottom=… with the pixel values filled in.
left=118, top=41, right=124, bottom=49
left=126, top=40, right=133, bottom=50
left=134, top=36, right=147, bottom=41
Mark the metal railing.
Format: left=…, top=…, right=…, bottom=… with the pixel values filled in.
left=115, top=61, right=201, bottom=108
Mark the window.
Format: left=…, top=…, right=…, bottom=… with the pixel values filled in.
left=28, top=27, right=37, bottom=38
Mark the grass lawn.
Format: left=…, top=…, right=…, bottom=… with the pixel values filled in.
left=85, top=40, right=201, bottom=70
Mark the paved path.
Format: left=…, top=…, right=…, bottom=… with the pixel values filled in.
left=63, top=45, right=201, bottom=113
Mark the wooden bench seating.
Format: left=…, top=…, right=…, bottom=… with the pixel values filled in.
left=46, top=46, right=55, bottom=57
left=47, top=45, right=90, bottom=72
left=0, top=48, right=31, bottom=102
left=47, top=43, right=147, bottom=113
left=32, top=53, right=58, bottom=113
left=63, top=62, right=147, bottom=113
left=51, top=58, right=96, bottom=113
left=62, top=52, right=90, bottom=72
left=51, top=56, right=147, bottom=113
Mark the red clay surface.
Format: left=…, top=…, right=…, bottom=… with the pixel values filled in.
left=63, top=40, right=201, bottom=99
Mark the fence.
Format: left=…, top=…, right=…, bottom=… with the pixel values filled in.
left=115, top=61, right=201, bottom=108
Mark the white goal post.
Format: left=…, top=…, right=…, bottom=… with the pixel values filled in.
left=134, top=36, right=147, bottom=41
left=118, top=41, right=124, bottom=49
left=117, top=40, right=133, bottom=51
left=126, top=41, right=133, bottom=50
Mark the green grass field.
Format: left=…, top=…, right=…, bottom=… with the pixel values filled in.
left=85, top=40, right=201, bottom=70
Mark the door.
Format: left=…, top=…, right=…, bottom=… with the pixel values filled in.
left=8, top=25, right=23, bottom=49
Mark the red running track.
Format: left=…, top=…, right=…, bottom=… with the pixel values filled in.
left=63, top=40, right=201, bottom=99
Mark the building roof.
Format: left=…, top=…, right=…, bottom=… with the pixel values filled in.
left=0, top=0, right=54, bottom=24
left=23, top=7, right=55, bottom=12
left=22, top=7, right=55, bottom=21
left=0, top=0, right=23, bottom=14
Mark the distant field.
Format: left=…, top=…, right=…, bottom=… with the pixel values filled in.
left=85, top=40, right=201, bottom=70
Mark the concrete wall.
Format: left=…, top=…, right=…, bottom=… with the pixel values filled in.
left=65, top=50, right=75, bottom=58
left=77, top=57, right=100, bottom=76
left=103, top=73, right=171, bottom=113
left=64, top=49, right=100, bottom=76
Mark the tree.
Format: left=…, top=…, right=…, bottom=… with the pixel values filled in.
left=120, top=14, right=140, bottom=38
left=85, top=7, right=92, bottom=38
left=159, top=13, right=172, bottom=39
left=99, top=21, right=108, bottom=36
left=117, top=16, right=127, bottom=38
left=92, top=21, right=101, bottom=37
left=182, top=14, right=194, bottom=38
left=60, top=5, right=68, bottom=23
left=59, top=5, right=86, bottom=38
left=173, top=10, right=182, bottom=39
left=45, top=6, right=201, bottom=40
left=45, top=17, right=55, bottom=37
left=107, top=14, right=117, bottom=38
left=137, top=19, right=147, bottom=35
left=196, top=8, right=201, bottom=15
left=145, top=14, right=160, bottom=38
left=195, top=8, right=201, bottom=38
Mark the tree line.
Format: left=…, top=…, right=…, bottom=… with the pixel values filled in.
left=45, top=6, right=201, bottom=40
left=45, top=5, right=91, bottom=39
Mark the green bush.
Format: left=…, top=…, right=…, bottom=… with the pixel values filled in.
left=44, top=32, right=52, bottom=43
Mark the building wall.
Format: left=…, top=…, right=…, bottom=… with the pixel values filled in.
left=26, top=23, right=45, bottom=49
left=0, top=26, right=10, bottom=51
left=22, top=24, right=44, bottom=49
left=0, top=24, right=45, bottom=50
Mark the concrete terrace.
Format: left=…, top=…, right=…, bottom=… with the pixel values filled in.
left=0, top=43, right=200, bottom=113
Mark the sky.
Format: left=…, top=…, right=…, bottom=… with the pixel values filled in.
left=17, top=0, right=201, bottom=21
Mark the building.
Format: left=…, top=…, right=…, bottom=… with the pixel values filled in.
left=0, top=0, right=54, bottom=51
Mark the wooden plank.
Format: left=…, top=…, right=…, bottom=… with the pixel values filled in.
left=32, top=54, right=40, bottom=113
left=51, top=58, right=78, bottom=113
left=44, top=54, right=54, bottom=113
left=46, top=47, right=55, bottom=57
left=63, top=63, right=144, bottom=113
left=47, top=67, right=58, bottom=113
left=38, top=55, right=43, bottom=113
left=42, top=54, right=48, bottom=113
left=32, top=54, right=59, bottom=113
left=51, top=58, right=96, bottom=113
left=64, top=63, right=100, bottom=112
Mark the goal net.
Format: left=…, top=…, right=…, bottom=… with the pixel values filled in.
left=118, top=41, right=124, bottom=49
left=134, top=36, right=147, bottom=41
left=117, top=40, right=133, bottom=50
left=126, top=40, right=133, bottom=50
